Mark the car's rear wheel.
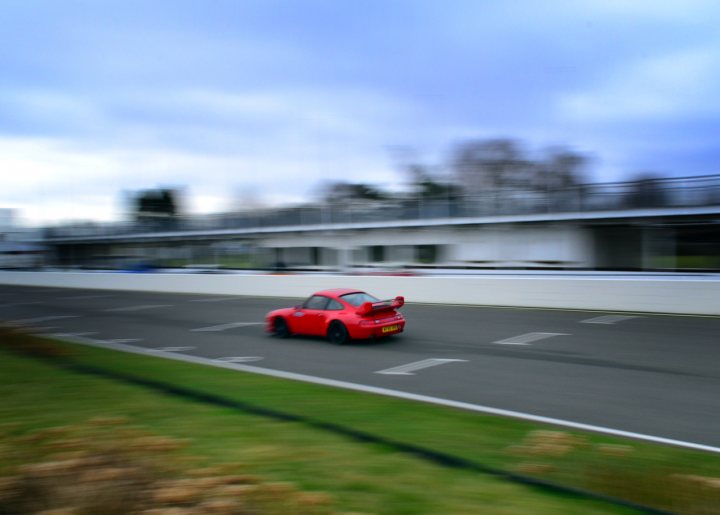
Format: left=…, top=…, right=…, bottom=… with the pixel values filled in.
left=327, top=321, right=349, bottom=345
left=273, top=317, right=290, bottom=338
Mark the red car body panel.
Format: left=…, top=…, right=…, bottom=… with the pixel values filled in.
left=265, top=288, right=406, bottom=341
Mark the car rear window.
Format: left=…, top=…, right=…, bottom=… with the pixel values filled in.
left=340, top=292, right=379, bottom=306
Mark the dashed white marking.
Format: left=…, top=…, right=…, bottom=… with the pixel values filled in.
left=39, top=333, right=141, bottom=346
left=580, top=315, right=641, bottom=324
left=104, top=304, right=171, bottom=312
left=493, top=332, right=569, bottom=345
left=188, top=297, right=237, bottom=303
left=59, top=336, right=720, bottom=455
left=377, top=358, right=467, bottom=376
left=152, top=346, right=196, bottom=352
left=191, top=322, right=263, bottom=332
left=46, top=332, right=98, bottom=338
left=22, top=326, right=61, bottom=333
left=59, top=294, right=116, bottom=300
left=215, top=356, right=264, bottom=363
left=5, top=315, right=80, bottom=326
left=0, top=302, right=42, bottom=308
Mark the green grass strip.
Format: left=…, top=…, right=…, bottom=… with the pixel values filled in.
left=3, top=333, right=719, bottom=513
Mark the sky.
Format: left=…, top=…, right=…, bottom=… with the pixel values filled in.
left=2, top=0, right=720, bottom=226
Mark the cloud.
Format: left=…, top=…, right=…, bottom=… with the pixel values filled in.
left=567, top=0, right=718, bottom=20
left=558, top=47, right=720, bottom=121
left=1, top=125, right=405, bottom=225
left=2, top=0, right=720, bottom=224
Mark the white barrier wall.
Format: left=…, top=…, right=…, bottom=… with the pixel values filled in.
left=1, top=271, right=719, bottom=315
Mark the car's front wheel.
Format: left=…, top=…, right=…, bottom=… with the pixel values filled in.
left=272, top=317, right=290, bottom=338
left=327, top=321, right=349, bottom=345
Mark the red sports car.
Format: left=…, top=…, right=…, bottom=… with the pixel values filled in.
left=265, top=288, right=406, bottom=344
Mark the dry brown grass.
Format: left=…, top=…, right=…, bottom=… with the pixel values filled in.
left=0, top=326, right=73, bottom=359
left=505, top=429, right=720, bottom=514
left=0, top=419, right=337, bottom=515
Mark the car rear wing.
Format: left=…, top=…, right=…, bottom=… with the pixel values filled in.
left=357, top=296, right=405, bottom=316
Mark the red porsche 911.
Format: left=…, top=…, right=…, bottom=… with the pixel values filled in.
left=265, top=288, right=405, bottom=344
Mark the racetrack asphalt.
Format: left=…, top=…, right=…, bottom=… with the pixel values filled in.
left=1, top=283, right=719, bottom=449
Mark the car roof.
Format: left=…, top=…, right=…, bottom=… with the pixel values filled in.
left=314, top=288, right=363, bottom=298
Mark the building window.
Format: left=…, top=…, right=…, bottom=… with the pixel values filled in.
left=371, top=245, right=384, bottom=263
left=417, top=244, right=437, bottom=264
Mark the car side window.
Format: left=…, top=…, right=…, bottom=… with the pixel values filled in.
left=303, top=295, right=329, bottom=310
left=326, top=299, right=343, bottom=310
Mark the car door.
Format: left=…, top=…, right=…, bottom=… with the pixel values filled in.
left=292, top=295, right=330, bottom=335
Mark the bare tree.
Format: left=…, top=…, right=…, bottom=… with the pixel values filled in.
left=450, top=138, right=531, bottom=193
left=450, top=139, right=587, bottom=194
left=406, top=164, right=462, bottom=200
left=534, top=146, right=587, bottom=191
left=317, top=181, right=388, bottom=204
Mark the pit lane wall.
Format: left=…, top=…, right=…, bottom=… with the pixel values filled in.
left=1, top=271, right=719, bottom=316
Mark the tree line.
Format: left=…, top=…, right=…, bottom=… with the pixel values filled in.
left=320, top=137, right=589, bottom=204
left=129, top=137, right=669, bottom=221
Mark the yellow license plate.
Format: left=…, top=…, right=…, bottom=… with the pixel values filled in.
left=382, top=324, right=400, bottom=333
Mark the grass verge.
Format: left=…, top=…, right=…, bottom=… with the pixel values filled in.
left=2, top=329, right=719, bottom=513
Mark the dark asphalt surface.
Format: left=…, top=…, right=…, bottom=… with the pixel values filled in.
left=1, top=283, right=719, bottom=448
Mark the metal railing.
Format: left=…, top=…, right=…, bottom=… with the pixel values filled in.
left=44, top=174, right=720, bottom=240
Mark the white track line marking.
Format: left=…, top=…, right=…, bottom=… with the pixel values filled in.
left=46, top=332, right=98, bottom=338
left=49, top=336, right=720, bottom=455
left=215, top=356, right=264, bottom=363
left=45, top=334, right=142, bottom=346
left=152, top=346, right=196, bottom=352
left=21, top=326, right=61, bottom=333
left=188, top=297, right=237, bottom=303
left=104, top=305, right=171, bottom=312
left=59, top=294, right=116, bottom=300
left=377, top=358, right=467, bottom=375
left=4, top=315, right=80, bottom=326
left=493, top=332, right=569, bottom=345
left=580, top=315, right=640, bottom=324
left=191, top=322, right=263, bottom=332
